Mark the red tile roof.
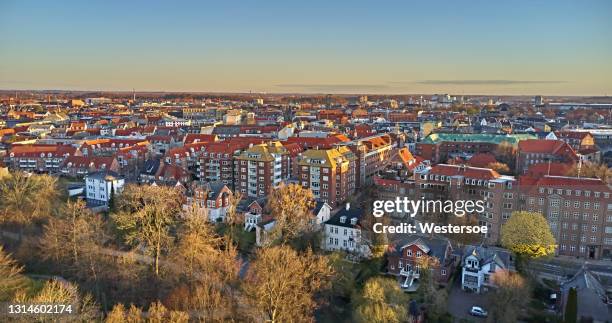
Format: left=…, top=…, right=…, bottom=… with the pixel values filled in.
left=525, top=162, right=573, bottom=177
left=467, top=153, right=498, bottom=168
left=429, top=164, right=501, bottom=180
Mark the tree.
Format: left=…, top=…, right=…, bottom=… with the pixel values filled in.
left=13, top=279, right=100, bottom=321
left=486, top=162, right=511, bottom=175
left=352, top=276, right=409, bottom=323
left=267, top=183, right=316, bottom=243
left=501, top=211, right=556, bottom=261
left=169, top=210, right=239, bottom=284
left=494, top=142, right=517, bottom=171
left=112, top=185, right=183, bottom=277
left=564, top=287, right=577, bottom=323
left=0, top=172, right=60, bottom=224
left=243, top=246, right=332, bottom=322
left=0, top=246, right=26, bottom=301
left=489, top=271, right=531, bottom=323
left=416, top=256, right=447, bottom=321
left=565, top=163, right=612, bottom=184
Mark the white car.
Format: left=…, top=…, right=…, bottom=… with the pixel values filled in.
left=469, top=306, right=488, bottom=317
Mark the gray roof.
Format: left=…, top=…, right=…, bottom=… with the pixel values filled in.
left=462, top=245, right=511, bottom=270
left=562, top=268, right=610, bottom=322
left=324, top=207, right=364, bottom=228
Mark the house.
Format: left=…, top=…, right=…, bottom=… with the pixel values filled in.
left=85, top=170, right=124, bottom=207
left=242, top=198, right=267, bottom=231
left=312, top=201, right=332, bottom=226
left=256, top=218, right=276, bottom=247
left=461, top=245, right=512, bottom=293
left=387, top=235, right=455, bottom=291
left=322, top=204, right=370, bottom=257
left=189, top=181, right=233, bottom=222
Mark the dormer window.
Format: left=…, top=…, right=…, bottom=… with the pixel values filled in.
left=416, top=251, right=422, bottom=257
left=350, top=218, right=357, bottom=225
left=339, top=216, right=346, bottom=223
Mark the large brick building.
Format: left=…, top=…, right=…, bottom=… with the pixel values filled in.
left=519, top=175, right=612, bottom=259
left=341, top=134, right=395, bottom=188
left=416, top=133, right=535, bottom=163
left=414, top=164, right=518, bottom=244
left=297, top=146, right=356, bottom=207
left=516, top=139, right=578, bottom=174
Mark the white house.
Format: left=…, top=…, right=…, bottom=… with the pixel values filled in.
left=85, top=170, right=124, bottom=206
left=461, top=246, right=512, bottom=293
left=322, top=203, right=370, bottom=257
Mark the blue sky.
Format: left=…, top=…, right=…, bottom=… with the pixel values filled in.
left=1, top=0, right=611, bottom=95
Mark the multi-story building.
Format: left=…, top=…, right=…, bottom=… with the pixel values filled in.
left=516, top=139, right=578, bottom=174
left=6, top=144, right=81, bottom=173
left=60, top=155, right=120, bottom=177
left=297, top=146, right=356, bottom=207
left=235, top=141, right=289, bottom=198
left=414, top=164, right=518, bottom=244
left=341, top=134, right=394, bottom=188
left=322, top=204, right=369, bottom=257
left=85, top=170, right=124, bottom=207
left=186, top=181, right=233, bottom=222
left=552, top=131, right=596, bottom=151
left=416, top=133, right=535, bottom=164
left=519, top=175, right=612, bottom=259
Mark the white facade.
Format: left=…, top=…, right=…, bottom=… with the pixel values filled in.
left=461, top=251, right=508, bottom=293
left=85, top=173, right=124, bottom=206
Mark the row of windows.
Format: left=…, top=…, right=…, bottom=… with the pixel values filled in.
left=538, top=187, right=608, bottom=199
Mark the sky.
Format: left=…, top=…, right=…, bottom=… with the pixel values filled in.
left=0, top=0, right=611, bottom=95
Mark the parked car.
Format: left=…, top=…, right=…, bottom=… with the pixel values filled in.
left=469, top=306, right=488, bottom=317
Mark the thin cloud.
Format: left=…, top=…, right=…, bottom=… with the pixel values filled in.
left=276, top=83, right=389, bottom=92
left=413, top=80, right=568, bottom=85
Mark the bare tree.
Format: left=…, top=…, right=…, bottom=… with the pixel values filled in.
left=244, top=246, right=332, bottom=322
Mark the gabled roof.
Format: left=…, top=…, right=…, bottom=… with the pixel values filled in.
left=462, top=245, right=511, bottom=270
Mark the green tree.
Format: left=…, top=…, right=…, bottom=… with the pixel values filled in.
left=501, top=211, right=556, bottom=261
left=564, top=287, right=577, bottom=323
left=352, top=276, right=409, bottom=323
left=112, top=185, right=183, bottom=277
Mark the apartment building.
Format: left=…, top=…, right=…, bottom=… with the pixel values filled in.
left=297, top=146, right=356, bottom=207
left=6, top=144, right=81, bottom=173
left=85, top=170, right=124, bottom=206
left=519, top=175, right=612, bottom=259
left=235, top=141, right=289, bottom=198
left=341, top=133, right=394, bottom=188
left=414, top=164, right=518, bottom=244
left=416, top=133, right=535, bottom=164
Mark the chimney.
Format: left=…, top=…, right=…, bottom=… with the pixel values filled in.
left=345, top=203, right=350, bottom=211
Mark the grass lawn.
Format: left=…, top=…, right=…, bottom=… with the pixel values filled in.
left=215, top=224, right=256, bottom=254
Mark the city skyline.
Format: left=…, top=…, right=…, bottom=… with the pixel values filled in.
left=1, top=0, right=611, bottom=95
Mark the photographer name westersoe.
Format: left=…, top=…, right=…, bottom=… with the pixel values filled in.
left=371, top=197, right=488, bottom=235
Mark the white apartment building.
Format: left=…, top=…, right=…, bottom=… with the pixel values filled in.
left=85, top=171, right=125, bottom=206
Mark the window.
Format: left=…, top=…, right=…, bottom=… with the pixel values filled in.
left=574, top=201, right=580, bottom=208
left=416, top=251, right=422, bottom=257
